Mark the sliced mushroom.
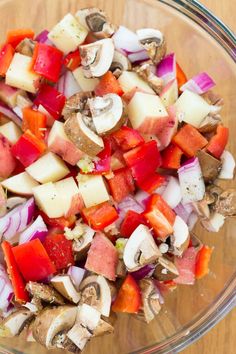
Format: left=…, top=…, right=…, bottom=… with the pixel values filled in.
left=202, top=90, right=224, bottom=107
left=116, top=259, right=127, bottom=278
left=76, top=8, right=116, bottom=38
left=51, top=275, right=81, bottom=304
left=73, top=225, right=95, bottom=261
left=197, top=150, right=222, bottom=183
left=0, top=309, right=34, bottom=337
left=62, top=91, right=94, bottom=119
left=139, top=279, right=161, bottom=323
left=6, top=196, right=27, bottom=211
left=32, top=306, right=77, bottom=348
left=67, top=304, right=101, bottom=350
left=16, top=38, right=36, bottom=57
left=93, top=317, right=114, bottom=337
left=26, top=281, right=65, bottom=305
left=205, top=184, right=223, bottom=205
left=52, top=333, right=80, bottom=353
left=153, top=256, right=179, bottom=281
left=198, top=114, right=221, bottom=133
left=134, top=62, right=163, bottom=94
left=79, top=275, right=112, bottom=317
left=80, top=38, right=114, bottom=78
left=88, top=93, right=124, bottom=135
left=201, top=212, right=225, bottom=232
left=192, top=198, right=210, bottom=219
left=213, top=189, right=236, bottom=216
left=110, top=50, right=132, bottom=78
left=136, top=28, right=166, bottom=65
left=123, top=224, right=161, bottom=272
left=64, top=112, right=104, bottom=156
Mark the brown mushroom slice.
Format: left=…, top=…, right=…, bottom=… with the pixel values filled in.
left=192, top=197, right=210, bottom=219
left=205, top=184, right=223, bottom=205
left=51, top=275, right=81, bottom=304
left=80, top=38, right=114, bottom=78
left=93, top=318, right=114, bottom=337
left=26, top=281, right=65, bottom=305
left=136, top=28, right=166, bottom=65
left=139, top=279, right=161, bottom=323
left=73, top=226, right=95, bottom=261
left=134, top=62, right=163, bottom=94
left=123, top=225, right=161, bottom=272
left=64, top=112, right=104, bottom=156
left=67, top=304, right=101, bottom=350
left=76, top=8, right=115, bottom=38
left=153, top=256, right=179, bottom=281
left=198, top=114, right=221, bottom=133
left=32, top=306, right=77, bottom=348
left=88, top=94, right=124, bottom=135
left=52, top=333, right=80, bottom=353
left=15, top=38, right=36, bottom=57
left=0, top=309, right=34, bottom=337
left=62, top=91, right=94, bottom=118
left=197, top=150, right=222, bottom=183
left=116, top=259, right=127, bottom=278
left=79, top=275, right=112, bottom=317
left=213, top=189, right=236, bottom=217
left=110, top=50, right=132, bottom=78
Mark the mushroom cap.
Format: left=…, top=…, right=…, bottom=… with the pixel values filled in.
left=136, top=28, right=166, bottom=64
left=62, top=91, right=94, bottom=119
left=153, top=256, right=179, bottom=281
left=26, top=281, right=65, bottom=305
left=214, top=189, right=236, bottom=217
left=51, top=275, right=81, bottom=304
left=0, top=309, right=34, bottom=337
left=139, top=279, right=161, bottom=323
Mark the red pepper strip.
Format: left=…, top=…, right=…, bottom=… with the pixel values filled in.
left=123, top=141, right=162, bottom=184
left=112, top=274, right=141, bottom=313
left=0, top=44, right=14, bottom=76
left=195, top=245, right=213, bottom=279
left=206, top=125, right=229, bottom=159
left=34, top=84, right=66, bottom=120
left=13, top=239, right=56, bottom=282
left=108, top=168, right=135, bottom=203
left=95, top=71, right=124, bottom=96
left=111, top=126, right=144, bottom=151
left=31, top=43, right=63, bottom=83
left=22, top=107, right=46, bottom=139
left=172, top=124, right=208, bottom=157
left=144, top=194, right=176, bottom=240
left=92, top=138, right=112, bottom=174
left=120, top=210, right=147, bottom=238
left=64, top=49, right=81, bottom=71
left=6, top=28, right=34, bottom=48
left=81, top=202, right=118, bottom=231
left=1, top=241, right=29, bottom=303
left=137, top=173, right=166, bottom=194
left=176, top=62, right=187, bottom=90
left=161, top=143, right=183, bottom=169
left=11, top=129, right=46, bottom=167
left=43, top=233, right=74, bottom=271
left=39, top=211, right=76, bottom=230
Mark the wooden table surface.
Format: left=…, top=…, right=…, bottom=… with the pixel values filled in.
left=183, top=1, right=236, bottom=353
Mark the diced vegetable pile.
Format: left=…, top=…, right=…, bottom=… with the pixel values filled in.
left=0, top=7, right=235, bottom=353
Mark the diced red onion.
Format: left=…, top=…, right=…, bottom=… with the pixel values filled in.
left=0, top=102, right=22, bottom=126
left=134, top=190, right=150, bottom=208
left=187, top=212, right=198, bottom=231
left=0, top=265, right=14, bottom=311
left=174, top=202, right=193, bottom=224
left=131, top=264, right=156, bottom=280
left=161, top=176, right=182, bottom=209
left=117, top=195, right=144, bottom=226
left=113, top=26, right=144, bottom=53
left=19, top=215, right=48, bottom=244
left=57, top=71, right=82, bottom=98
left=180, top=72, right=215, bottom=94
left=127, top=50, right=149, bottom=64
left=35, top=30, right=53, bottom=46
left=178, top=157, right=205, bottom=204
left=67, top=266, right=85, bottom=290
left=156, top=53, right=176, bottom=85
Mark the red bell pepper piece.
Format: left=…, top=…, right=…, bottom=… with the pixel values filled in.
left=112, top=274, right=141, bottom=313
left=111, top=126, right=144, bottom=151
left=95, top=71, right=124, bottom=96
left=43, top=233, right=74, bottom=271
left=111, top=150, right=126, bottom=171
left=22, top=107, right=47, bottom=139
left=124, top=141, right=162, bottom=184
left=206, top=125, right=229, bottom=159
left=108, top=168, right=135, bottom=203
left=137, top=173, right=166, bottom=194
left=39, top=211, right=76, bottom=230
left=195, top=245, right=213, bottom=279
left=161, top=143, right=183, bottom=169
left=31, top=43, right=63, bottom=83
left=11, top=129, right=46, bottom=167
left=64, top=49, right=81, bottom=71
left=92, top=138, right=111, bottom=174
left=172, top=124, right=208, bottom=157
left=12, top=239, right=56, bottom=282
left=1, top=241, right=29, bottom=303
left=34, top=84, right=66, bottom=120
left=7, top=28, right=34, bottom=48
left=81, top=202, right=118, bottom=231
left=176, top=62, right=187, bottom=90
left=144, top=194, right=176, bottom=240
left=120, top=210, right=147, bottom=238
left=0, top=43, right=14, bottom=76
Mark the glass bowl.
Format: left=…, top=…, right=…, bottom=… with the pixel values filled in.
left=0, top=0, right=235, bottom=353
